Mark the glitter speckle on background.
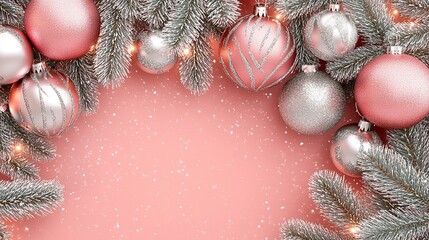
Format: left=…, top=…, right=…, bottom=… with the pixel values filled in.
left=11, top=4, right=360, bottom=239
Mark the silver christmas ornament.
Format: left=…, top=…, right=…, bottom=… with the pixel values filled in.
left=136, top=30, right=178, bottom=74
left=330, top=120, right=382, bottom=177
left=9, top=62, right=80, bottom=137
left=279, top=65, right=346, bottom=135
left=0, top=25, right=33, bottom=85
left=304, top=4, right=358, bottom=61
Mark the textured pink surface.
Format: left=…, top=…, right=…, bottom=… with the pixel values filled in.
left=11, top=4, right=361, bottom=239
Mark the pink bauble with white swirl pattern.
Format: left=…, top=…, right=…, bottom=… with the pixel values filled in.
left=219, top=5, right=296, bottom=91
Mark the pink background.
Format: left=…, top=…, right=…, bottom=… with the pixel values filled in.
left=11, top=3, right=361, bottom=239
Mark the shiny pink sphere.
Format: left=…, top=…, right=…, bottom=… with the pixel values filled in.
left=355, top=53, right=429, bottom=129
left=24, top=0, right=100, bottom=60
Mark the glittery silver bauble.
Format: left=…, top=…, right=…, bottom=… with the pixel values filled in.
left=279, top=65, right=346, bottom=135
left=330, top=120, right=382, bottom=177
left=0, top=25, right=33, bottom=85
left=304, top=4, right=358, bottom=61
left=136, top=30, right=178, bottom=74
left=9, top=62, right=80, bottom=137
left=219, top=5, right=296, bottom=91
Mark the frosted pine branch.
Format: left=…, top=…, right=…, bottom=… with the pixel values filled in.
left=359, top=146, right=429, bottom=210
left=388, top=120, right=429, bottom=173
left=274, top=0, right=330, bottom=20
left=95, top=1, right=133, bottom=87
left=179, top=28, right=213, bottom=95
left=59, top=53, right=100, bottom=114
left=206, top=0, right=241, bottom=29
left=0, top=1, right=24, bottom=28
left=310, top=170, right=367, bottom=231
left=391, top=0, right=429, bottom=22
left=112, top=0, right=140, bottom=19
left=138, top=0, right=174, bottom=29
left=0, top=155, right=39, bottom=181
left=0, top=223, right=10, bottom=240
left=326, top=45, right=385, bottom=83
left=281, top=219, right=345, bottom=240
left=162, top=0, right=205, bottom=53
left=290, top=16, right=318, bottom=69
left=358, top=209, right=429, bottom=240
left=344, top=0, right=394, bottom=44
left=0, top=113, right=13, bottom=159
left=0, top=180, right=63, bottom=221
left=409, top=49, right=429, bottom=66
left=4, top=112, right=55, bottom=161
left=386, top=23, right=429, bottom=52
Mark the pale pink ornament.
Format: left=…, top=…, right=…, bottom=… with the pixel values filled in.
left=0, top=25, right=33, bottom=85
left=9, top=62, right=80, bottom=137
left=219, top=5, right=296, bottom=91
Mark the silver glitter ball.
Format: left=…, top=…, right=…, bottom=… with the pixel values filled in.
left=9, top=62, right=80, bottom=137
left=330, top=123, right=381, bottom=177
left=136, top=30, right=178, bottom=74
left=304, top=5, right=358, bottom=61
left=279, top=67, right=346, bottom=135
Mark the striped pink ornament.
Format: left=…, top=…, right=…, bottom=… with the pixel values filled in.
left=219, top=5, right=296, bottom=91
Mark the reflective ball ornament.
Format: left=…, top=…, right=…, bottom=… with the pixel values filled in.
left=0, top=25, right=33, bottom=85
left=279, top=65, right=346, bottom=135
left=24, top=0, right=100, bottom=60
left=136, top=30, right=178, bottom=74
left=219, top=5, right=296, bottom=91
left=304, top=4, right=358, bottom=61
left=330, top=120, right=382, bottom=177
left=9, top=62, right=80, bottom=137
left=355, top=46, right=429, bottom=129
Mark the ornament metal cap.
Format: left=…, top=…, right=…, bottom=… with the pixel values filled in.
left=358, top=119, right=372, bottom=132
left=302, top=65, right=317, bottom=73
left=254, top=4, right=267, bottom=17
left=329, top=4, right=341, bottom=12
left=387, top=46, right=404, bottom=55
left=32, top=62, right=47, bottom=75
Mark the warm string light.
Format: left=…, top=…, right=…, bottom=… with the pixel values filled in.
left=349, top=226, right=360, bottom=236
left=13, top=142, right=23, bottom=153
left=183, top=48, right=191, bottom=56
left=128, top=44, right=136, bottom=54
left=392, top=8, right=399, bottom=15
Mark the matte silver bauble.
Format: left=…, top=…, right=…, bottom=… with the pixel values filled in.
left=279, top=65, right=346, bottom=135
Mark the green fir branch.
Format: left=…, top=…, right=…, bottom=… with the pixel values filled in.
left=344, top=0, right=394, bottom=45
left=179, top=27, right=213, bottom=95
left=326, top=45, right=385, bottom=83
left=386, top=23, right=429, bottom=52
left=274, top=0, right=330, bottom=20
left=3, top=112, right=55, bottom=161
left=0, top=113, right=13, bottom=159
left=388, top=120, right=429, bottom=173
left=281, top=219, right=345, bottom=240
left=0, top=155, right=39, bottom=181
left=290, top=15, right=319, bottom=69
left=95, top=1, right=133, bottom=87
left=206, top=0, right=241, bottom=29
left=310, top=170, right=367, bottom=231
left=0, top=180, right=63, bottom=221
left=358, top=209, right=429, bottom=240
left=162, top=0, right=206, bottom=53
left=359, top=146, right=429, bottom=210
left=0, top=1, right=24, bottom=28
left=59, top=53, right=100, bottom=114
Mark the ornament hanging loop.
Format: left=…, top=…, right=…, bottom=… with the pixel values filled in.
left=387, top=46, right=404, bottom=55
left=329, top=4, right=341, bottom=12
left=302, top=65, right=317, bottom=73
left=254, top=4, right=268, bottom=17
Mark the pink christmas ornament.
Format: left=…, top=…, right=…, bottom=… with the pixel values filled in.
left=219, top=5, right=296, bottom=91
left=355, top=46, right=429, bottom=129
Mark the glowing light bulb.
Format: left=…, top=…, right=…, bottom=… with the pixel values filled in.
left=14, top=143, right=23, bottom=152
left=349, top=226, right=360, bottom=236
left=276, top=14, right=282, bottom=20
left=128, top=44, right=136, bottom=54
left=392, top=9, right=399, bottom=15
left=183, top=48, right=191, bottom=56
